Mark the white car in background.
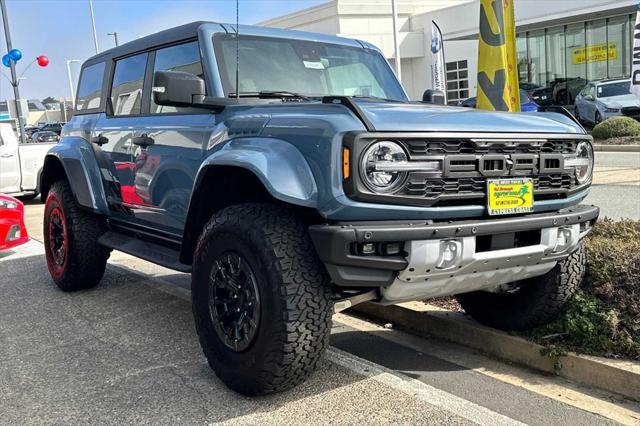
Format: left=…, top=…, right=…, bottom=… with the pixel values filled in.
left=574, top=78, right=639, bottom=125
left=0, top=123, right=56, bottom=200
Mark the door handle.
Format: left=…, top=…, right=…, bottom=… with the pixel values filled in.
left=0, top=153, right=14, bottom=158
left=132, top=134, right=154, bottom=147
left=91, top=133, right=109, bottom=146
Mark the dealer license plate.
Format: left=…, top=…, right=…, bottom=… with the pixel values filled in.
left=487, top=178, right=534, bottom=216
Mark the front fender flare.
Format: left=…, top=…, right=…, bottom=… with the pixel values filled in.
left=42, top=137, right=109, bottom=214
left=196, top=138, right=318, bottom=207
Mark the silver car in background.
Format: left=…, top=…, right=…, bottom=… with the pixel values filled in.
left=574, top=79, right=639, bottom=125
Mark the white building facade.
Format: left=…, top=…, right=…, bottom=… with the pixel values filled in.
left=260, top=0, right=637, bottom=104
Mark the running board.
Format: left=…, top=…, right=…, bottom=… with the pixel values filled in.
left=99, top=231, right=192, bottom=273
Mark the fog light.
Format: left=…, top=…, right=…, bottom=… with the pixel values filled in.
left=436, top=239, right=461, bottom=269
left=359, top=243, right=376, bottom=255
left=554, top=227, right=573, bottom=252
left=381, top=242, right=402, bottom=255
left=6, top=224, right=21, bottom=242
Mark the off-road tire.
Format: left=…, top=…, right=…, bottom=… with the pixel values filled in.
left=192, top=203, right=333, bottom=396
left=44, top=180, right=110, bottom=291
left=455, top=246, right=585, bottom=331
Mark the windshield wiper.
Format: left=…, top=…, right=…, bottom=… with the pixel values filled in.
left=350, top=95, right=398, bottom=102
left=228, top=91, right=313, bottom=101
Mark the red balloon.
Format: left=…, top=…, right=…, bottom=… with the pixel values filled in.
left=36, top=55, right=49, bottom=67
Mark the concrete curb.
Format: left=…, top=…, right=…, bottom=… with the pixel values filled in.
left=593, top=144, right=640, bottom=152
left=352, top=301, right=640, bottom=402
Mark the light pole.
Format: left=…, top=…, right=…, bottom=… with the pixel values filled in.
left=107, top=32, right=119, bottom=47
left=66, top=59, right=80, bottom=108
left=88, top=0, right=99, bottom=53
left=0, top=0, right=26, bottom=143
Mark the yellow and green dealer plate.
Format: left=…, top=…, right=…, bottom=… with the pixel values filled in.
left=487, top=178, right=534, bottom=216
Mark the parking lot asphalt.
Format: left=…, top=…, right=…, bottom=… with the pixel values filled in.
left=2, top=202, right=639, bottom=425
left=586, top=151, right=640, bottom=220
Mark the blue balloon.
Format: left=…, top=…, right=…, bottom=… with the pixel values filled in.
left=2, top=54, right=11, bottom=68
left=8, top=49, right=22, bottom=61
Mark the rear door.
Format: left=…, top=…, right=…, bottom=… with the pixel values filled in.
left=0, top=124, right=21, bottom=193
left=91, top=52, right=149, bottom=221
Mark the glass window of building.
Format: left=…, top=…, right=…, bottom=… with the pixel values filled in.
left=585, top=19, right=607, bottom=81
left=608, top=15, right=631, bottom=78
left=545, top=25, right=566, bottom=96
left=516, top=33, right=528, bottom=84
left=445, top=60, right=469, bottom=105
left=527, top=30, right=546, bottom=87
left=564, top=22, right=587, bottom=105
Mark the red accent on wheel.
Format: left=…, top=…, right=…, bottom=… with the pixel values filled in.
left=47, top=206, right=68, bottom=278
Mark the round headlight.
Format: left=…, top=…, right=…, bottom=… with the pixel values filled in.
left=360, top=141, right=408, bottom=193
left=574, top=141, right=594, bottom=184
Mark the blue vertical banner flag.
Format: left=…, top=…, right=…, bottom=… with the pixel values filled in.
left=631, top=2, right=640, bottom=97
left=430, top=20, right=447, bottom=103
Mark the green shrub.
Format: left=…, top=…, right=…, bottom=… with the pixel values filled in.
left=584, top=219, right=640, bottom=321
left=592, top=116, right=640, bottom=139
left=525, top=219, right=640, bottom=359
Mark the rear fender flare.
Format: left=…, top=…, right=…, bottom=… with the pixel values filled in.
left=41, top=136, right=109, bottom=214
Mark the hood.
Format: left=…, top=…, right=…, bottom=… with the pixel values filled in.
left=599, top=94, right=640, bottom=109
left=353, top=100, right=583, bottom=134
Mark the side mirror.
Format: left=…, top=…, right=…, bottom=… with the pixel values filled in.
left=152, top=70, right=206, bottom=107
left=422, top=89, right=446, bottom=105
left=585, top=94, right=595, bottom=101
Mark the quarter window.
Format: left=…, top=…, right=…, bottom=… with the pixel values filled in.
left=76, top=62, right=105, bottom=111
left=151, top=41, right=204, bottom=114
left=111, top=53, right=148, bottom=116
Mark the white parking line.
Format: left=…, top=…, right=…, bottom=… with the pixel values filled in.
left=0, top=239, right=45, bottom=262
left=326, top=347, right=524, bottom=426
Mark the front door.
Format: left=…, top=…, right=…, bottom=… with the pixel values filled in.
left=126, top=41, right=210, bottom=236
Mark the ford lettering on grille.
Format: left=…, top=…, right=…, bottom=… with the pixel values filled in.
left=443, top=153, right=564, bottom=177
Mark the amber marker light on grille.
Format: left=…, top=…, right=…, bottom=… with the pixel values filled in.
left=342, top=147, right=350, bottom=179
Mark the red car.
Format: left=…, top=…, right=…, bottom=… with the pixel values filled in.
left=0, top=194, right=28, bottom=251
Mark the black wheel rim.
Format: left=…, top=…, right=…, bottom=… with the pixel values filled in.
left=208, top=251, right=261, bottom=352
left=48, top=206, right=68, bottom=277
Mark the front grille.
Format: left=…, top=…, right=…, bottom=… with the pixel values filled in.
left=621, top=107, right=640, bottom=119
left=400, top=173, right=574, bottom=204
left=403, top=139, right=577, bottom=157
left=344, top=133, right=589, bottom=208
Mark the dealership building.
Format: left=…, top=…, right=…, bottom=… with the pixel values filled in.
left=260, top=0, right=637, bottom=104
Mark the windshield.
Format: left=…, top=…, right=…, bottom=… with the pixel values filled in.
left=597, top=81, right=630, bottom=98
left=214, top=34, right=407, bottom=101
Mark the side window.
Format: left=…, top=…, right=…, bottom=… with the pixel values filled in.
left=110, top=53, right=148, bottom=116
left=76, top=62, right=105, bottom=111
left=151, top=41, right=204, bottom=114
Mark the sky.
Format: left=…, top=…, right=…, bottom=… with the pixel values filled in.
left=0, top=0, right=327, bottom=101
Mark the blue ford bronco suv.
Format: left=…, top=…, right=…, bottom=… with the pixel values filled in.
left=41, top=22, right=598, bottom=395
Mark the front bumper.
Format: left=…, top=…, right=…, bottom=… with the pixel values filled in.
left=310, top=204, right=599, bottom=303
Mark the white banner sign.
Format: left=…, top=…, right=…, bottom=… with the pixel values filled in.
left=632, top=3, right=640, bottom=97
left=430, top=20, right=447, bottom=103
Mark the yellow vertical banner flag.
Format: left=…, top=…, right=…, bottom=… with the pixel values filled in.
left=476, top=0, right=520, bottom=112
